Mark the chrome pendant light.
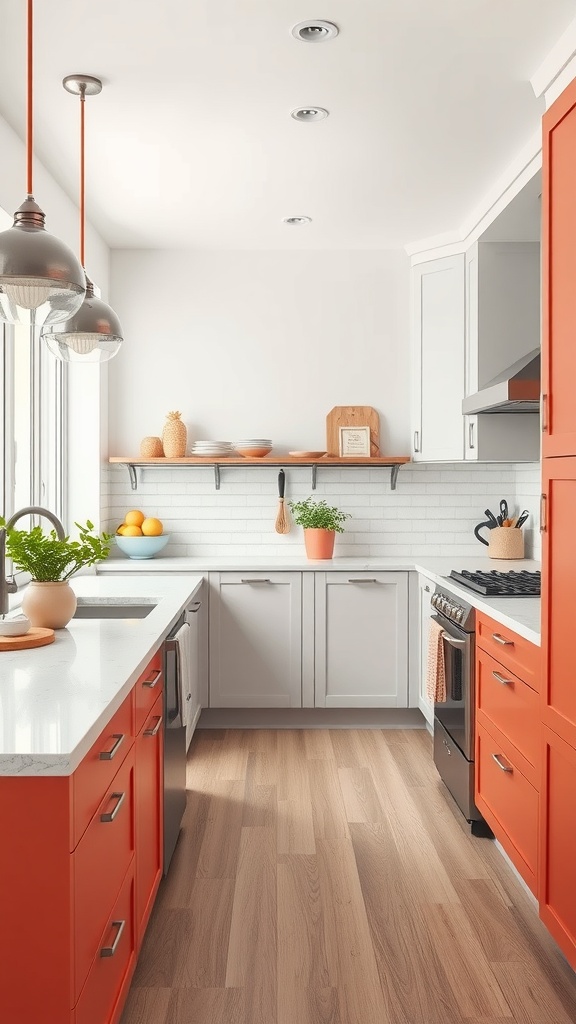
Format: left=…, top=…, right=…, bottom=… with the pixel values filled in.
left=44, top=75, right=123, bottom=363
left=0, top=0, right=85, bottom=328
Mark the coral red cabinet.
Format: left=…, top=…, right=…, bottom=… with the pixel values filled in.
left=135, top=691, right=164, bottom=947
left=540, top=726, right=576, bottom=969
left=542, top=76, right=576, bottom=458
left=540, top=458, right=576, bottom=748
left=0, top=649, right=165, bottom=1024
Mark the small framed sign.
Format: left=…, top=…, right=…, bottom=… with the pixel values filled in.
left=339, top=425, right=371, bottom=457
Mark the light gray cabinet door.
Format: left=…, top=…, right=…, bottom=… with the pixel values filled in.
left=418, top=575, right=434, bottom=726
left=209, top=572, right=302, bottom=708
left=314, top=572, right=409, bottom=707
left=412, top=254, right=466, bottom=462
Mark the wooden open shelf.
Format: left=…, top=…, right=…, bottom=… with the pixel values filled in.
left=109, top=455, right=411, bottom=492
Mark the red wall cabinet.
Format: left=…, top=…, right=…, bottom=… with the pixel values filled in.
left=540, top=726, right=576, bottom=968
left=541, top=76, right=576, bottom=458
left=541, top=459, right=576, bottom=748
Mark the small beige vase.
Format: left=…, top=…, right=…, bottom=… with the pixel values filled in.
left=162, top=411, right=187, bottom=458
left=22, top=581, right=78, bottom=629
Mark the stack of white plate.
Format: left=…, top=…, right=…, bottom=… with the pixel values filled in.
left=190, top=441, right=234, bottom=457
left=235, top=438, right=272, bottom=447
left=234, top=438, right=273, bottom=456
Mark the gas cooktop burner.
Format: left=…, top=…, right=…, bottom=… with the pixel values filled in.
left=448, top=569, right=541, bottom=597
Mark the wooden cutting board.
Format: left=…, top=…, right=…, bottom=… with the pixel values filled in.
left=326, top=406, right=380, bottom=457
left=0, top=627, right=55, bottom=652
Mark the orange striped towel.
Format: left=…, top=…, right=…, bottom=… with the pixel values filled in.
left=426, top=619, right=446, bottom=703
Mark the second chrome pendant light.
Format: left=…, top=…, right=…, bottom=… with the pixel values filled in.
left=44, top=75, right=123, bottom=363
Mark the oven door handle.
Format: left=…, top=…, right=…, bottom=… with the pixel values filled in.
left=442, top=634, right=467, bottom=649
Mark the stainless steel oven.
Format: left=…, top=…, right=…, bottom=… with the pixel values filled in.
left=430, top=587, right=490, bottom=835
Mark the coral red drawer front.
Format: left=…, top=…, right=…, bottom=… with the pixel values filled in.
left=476, top=722, right=539, bottom=891
left=134, top=650, right=163, bottom=734
left=476, top=613, right=540, bottom=693
left=73, top=692, right=134, bottom=848
left=476, top=647, right=540, bottom=776
left=74, top=749, right=135, bottom=1002
left=75, top=864, right=136, bottom=1024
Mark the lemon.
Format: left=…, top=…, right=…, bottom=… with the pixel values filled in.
left=125, top=509, right=145, bottom=528
left=123, top=525, right=143, bottom=537
left=141, top=517, right=163, bottom=537
left=116, top=524, right=127, bottom=535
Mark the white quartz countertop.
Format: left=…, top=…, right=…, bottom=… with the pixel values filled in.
left=98, top=553, right=541, bottom=646
left=0, top=575, right=203, bottom=777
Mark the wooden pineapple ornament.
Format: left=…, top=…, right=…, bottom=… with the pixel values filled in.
left=162, top=411, right=187, bottom=458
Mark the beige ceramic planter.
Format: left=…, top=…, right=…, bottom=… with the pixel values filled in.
left=304, top=528, right=336, bottom=559
left=22, top=581, right=77, bottom=629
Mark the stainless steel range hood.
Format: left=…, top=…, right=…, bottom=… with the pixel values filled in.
left=462, top=349, right=541, bottom=415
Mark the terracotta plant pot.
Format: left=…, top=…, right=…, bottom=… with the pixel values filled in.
left=304, top=528, right=336, bottom=560
left=22, top=581, right=77, bottom=629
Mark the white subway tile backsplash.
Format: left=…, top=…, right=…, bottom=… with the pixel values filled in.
left=101, top=461, right=542, bottom=560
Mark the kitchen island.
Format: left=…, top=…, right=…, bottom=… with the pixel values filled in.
left=0, top=573, right=203, bottom=1024
left=0, top=574, right=203, bottom=776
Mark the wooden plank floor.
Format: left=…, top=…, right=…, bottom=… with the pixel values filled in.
left=121, top=729, right=576, bottom=1024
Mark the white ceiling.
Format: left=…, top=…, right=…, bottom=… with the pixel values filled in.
left=0, top=0, right=572, bottom=250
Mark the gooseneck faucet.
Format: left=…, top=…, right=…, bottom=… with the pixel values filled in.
left=0, top=506, right=66, bottom=617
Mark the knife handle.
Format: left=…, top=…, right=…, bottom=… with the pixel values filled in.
left=278, top=469, right=285, bottom=499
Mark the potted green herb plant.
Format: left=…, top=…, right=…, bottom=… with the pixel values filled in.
left=288, top=497, right=351, bottom=559
left=1, top=518, right=112, bottom=628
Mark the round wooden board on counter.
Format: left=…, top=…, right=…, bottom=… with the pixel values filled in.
left=0, top=628, right=55, bottom=652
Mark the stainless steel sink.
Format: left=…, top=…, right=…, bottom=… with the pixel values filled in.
left=73, top=603, right=155, bottom=619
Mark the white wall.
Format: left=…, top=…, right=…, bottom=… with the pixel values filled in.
left=108, top=249, right=411, bottom=456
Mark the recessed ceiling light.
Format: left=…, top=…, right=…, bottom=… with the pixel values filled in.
left=290, top=107, right=329, bottom=123
left=291, top=20, right=339, bottom=42
left=283, top=216, right=312, bottom=225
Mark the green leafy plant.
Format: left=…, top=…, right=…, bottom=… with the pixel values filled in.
left=288, top=497, right=351, bottom=533
left=0, top=518, right=113, bottom=582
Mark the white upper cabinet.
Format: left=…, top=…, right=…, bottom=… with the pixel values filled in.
left=464, top=240, right=541, bottom=462
left=411, top=241, right=541, bottom=463
left=411, top=254, right=466, bottom=462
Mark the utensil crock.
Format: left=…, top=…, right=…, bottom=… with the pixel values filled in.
left=488, top=527, right=525, bottom=560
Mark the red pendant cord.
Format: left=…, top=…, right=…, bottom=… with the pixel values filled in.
left=26, top=0, right=33, bottom=195
left=80, top=90, right=85, bottom=266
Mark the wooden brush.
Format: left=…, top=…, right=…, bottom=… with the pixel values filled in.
left=275, top=469, right=291, bottom=534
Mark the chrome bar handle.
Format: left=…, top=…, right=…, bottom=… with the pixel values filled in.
left=144, top=715, right=163, bottom=737
left=100, top=791, right=126, bottom=823
left=241, top=579, right=271, bottom=584
left=468, top=421, right=475, bottom=449
left=492, top=753, right=513, bottom=774
left=100, top=919, right=126, bottom=958
left=492, top=633, right=513, bottom=646
left=540, top=493, right=547, bottom=533
left=348, top=578, right=378, bottom=583
left=142, top=669, right=162, bottom=689
left=541, top=393, right=548, bottom=432
left=492, top=671, right=512, bottom=686
left=443, top=634, right=466, bottom=648
left=98, top=733, right=124, bottom=761
left=413, top=430, right=420, bottom=453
